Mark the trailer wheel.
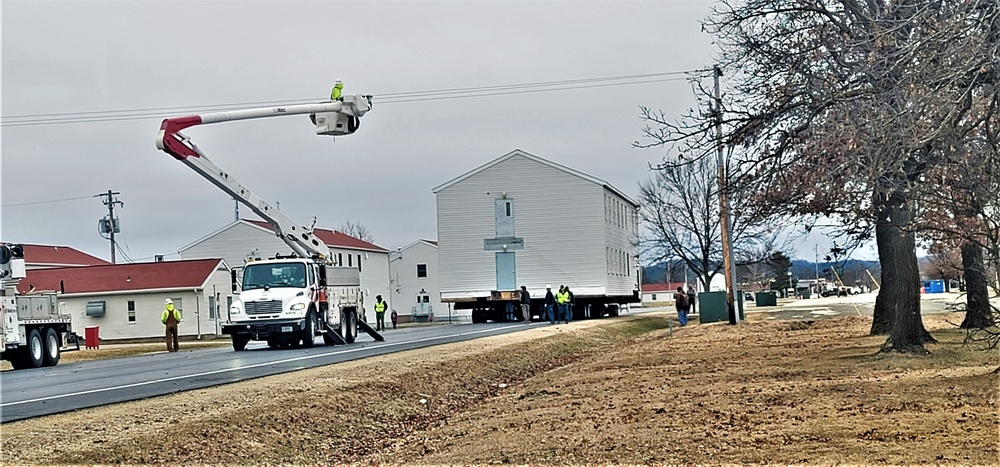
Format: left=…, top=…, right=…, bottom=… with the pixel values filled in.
left=471, top=309, right=484, bottom=324
left=232, top=335, right=250, bottom=351
left=590, top=304, right=604, bottom=319
left=43, top=327, right=61, bottom=366
left=608, top=304, right=620, bottom=317
left=301, top=310, right=316, bottom=348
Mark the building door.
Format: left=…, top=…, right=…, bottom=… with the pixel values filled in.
left=496, top=252, right=516, bottom=291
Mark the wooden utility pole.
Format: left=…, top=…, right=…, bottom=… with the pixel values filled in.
left=96, top=190, right=123, bottom=264
left=713, top=65, right=739, bottom=324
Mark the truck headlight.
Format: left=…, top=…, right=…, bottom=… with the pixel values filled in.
left=230, top=305, right=242, bottom=315
left=290, top=303, right=306, bottom=311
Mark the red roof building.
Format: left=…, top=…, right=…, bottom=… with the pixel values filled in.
left=17, top=258, right=225, bottom=295
left=16, top=243, right=110, bottom=269
left=245, top=220, right=387, bottom=252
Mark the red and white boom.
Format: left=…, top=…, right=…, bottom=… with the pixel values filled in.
left=155, top=95, right=372, bottom=263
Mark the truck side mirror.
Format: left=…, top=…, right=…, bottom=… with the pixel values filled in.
left=231, top=269, right=239, bottom=293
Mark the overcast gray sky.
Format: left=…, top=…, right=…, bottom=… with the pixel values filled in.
left=2, top=1, right=854, bottom=263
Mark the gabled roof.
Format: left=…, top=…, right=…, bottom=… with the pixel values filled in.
left=16, top=243, right=110, bottom=268
left=17, top=258, right=226, bottom=295
left=398, top=239, right=438, bottom=251
left=244, top=220, right=388, bottom=253
left=432, top=149, right=639, bottom=207
left=642, top=282, right=688, bottom=293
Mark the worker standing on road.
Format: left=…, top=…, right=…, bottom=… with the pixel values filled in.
left=330, top=80, right=344, bottom=101
left=544, top=284, right=556, bottom=324
left=519, top=286, right=531, bottom=323
left=161, top=298, right=182, bottom=352
left=687, top=284, right=697, bottom=314
left=374, top=295, right=387, bottom=331
left=556, top=286, right=571, bottom=324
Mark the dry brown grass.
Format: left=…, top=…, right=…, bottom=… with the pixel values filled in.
left=2, top=313, right=996, bottom=465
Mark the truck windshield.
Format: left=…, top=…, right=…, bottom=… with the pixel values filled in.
left=242, top=263, right=307, bottom=290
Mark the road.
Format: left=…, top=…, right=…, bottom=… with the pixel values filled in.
left=1, top=319, right=608, bottom=423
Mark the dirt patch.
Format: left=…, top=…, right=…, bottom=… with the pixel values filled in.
left=2, top=313, right=997, bottom=465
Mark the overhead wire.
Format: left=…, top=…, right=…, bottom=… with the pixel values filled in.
left=1, top=70, right=709, bottom=127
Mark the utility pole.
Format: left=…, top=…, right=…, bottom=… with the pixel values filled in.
left=95, top=190, right=123, bottom=264
left=713, top=65, right=739, bottom=324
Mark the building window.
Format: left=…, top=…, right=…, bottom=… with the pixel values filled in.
left=171, top=298, right=183, bottom=319
left=348, top=254, right=353, bottom=267
left=338, top=253, right=343, bottom=266
left=417, top=264, right=427, bottom=278
left=127, top=300, right=135, bottom=322
left=357, top=254, right=362, bottom=272
left=209, top=295, right=216, bottom=320
left=652, top=293, right=657, bottom=301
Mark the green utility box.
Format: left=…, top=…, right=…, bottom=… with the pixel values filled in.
left=755, top=291, right=778, bottom=307
left=698, top=291, right=745, bottom=324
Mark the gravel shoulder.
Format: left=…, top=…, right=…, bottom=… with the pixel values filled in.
left=2, top=311, right=996, bottom=465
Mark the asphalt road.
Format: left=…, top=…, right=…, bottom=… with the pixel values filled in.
left=1, top=318, right=609, bottom=423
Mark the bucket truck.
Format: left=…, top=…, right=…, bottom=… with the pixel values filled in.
left=156, top=94, right=383, bottom=351
left=1, top=244, right=78, bottom=369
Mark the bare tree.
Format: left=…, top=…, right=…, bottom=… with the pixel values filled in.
left=339, top=220, right=374, bottom=243
left=638, top=152, right=786, bottom=292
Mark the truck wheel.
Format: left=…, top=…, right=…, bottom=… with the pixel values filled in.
left=301, top=311, right=316, bottom=348
left=25, top=328, right=44, bottom=368
left=608, top=304, right=620, bottom=317
left=43, top=327, right=61, bottom=366
left=591, top=305, right=604, bottom=319
left=232, top=335, right=250, bottom=351
left=344, top=310, right=357, bottom=344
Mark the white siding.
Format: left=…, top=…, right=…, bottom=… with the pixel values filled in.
left=388, top=241, right=455, bottom=321
left=437, top=153, right=611, bottom=298
left=603, top=187, right=641, bottom=296
left=63, top=267, right=233, bottom=341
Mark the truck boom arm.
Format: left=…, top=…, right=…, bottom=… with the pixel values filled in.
left=155, top=96, right=372, bottom=263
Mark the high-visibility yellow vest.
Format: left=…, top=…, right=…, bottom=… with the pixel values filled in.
left=556, top=291, right=569, bottom=305
left=161, top=307, right=182, bottom=324
left=374, top=301, right=387, bottom=312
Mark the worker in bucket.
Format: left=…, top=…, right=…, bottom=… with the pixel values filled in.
left=330, top=80, right=344, bottom=101
left=161, top=298, right=183, bottom=352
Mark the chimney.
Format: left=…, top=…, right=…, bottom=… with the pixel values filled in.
left=155, top=255, right=164, bottom=262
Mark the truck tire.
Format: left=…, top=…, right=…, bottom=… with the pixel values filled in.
left=43, top=327, right=61, bottom=366
left=343, top=310, right=357, bottom=344
left=608, top=304, right=620, bottom=317
left=591, top=304, right=604, bottom=319
left=19, top=329, right=44, bottom=369
left=301, top=311, right=316, bottom=348
left=232, top=335, right=250, bottom=351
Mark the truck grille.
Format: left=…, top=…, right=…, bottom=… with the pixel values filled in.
left=245, top=300, right=282, bottom=315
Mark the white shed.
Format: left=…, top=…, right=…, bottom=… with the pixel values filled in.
left=388, top=239, right=459, bottom=323
left=433, top=149, right=640, bottom=315
left=179, top=219, right=392, bottom=314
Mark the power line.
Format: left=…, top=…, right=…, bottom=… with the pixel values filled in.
left=1, top=195, right=94, bottom=207
left=1, top=70, right=707, bottom=127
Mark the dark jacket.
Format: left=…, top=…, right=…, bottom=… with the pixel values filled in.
left=520, top=289, right=531, bottom=304
left=545, top=290, right=555, bottom=306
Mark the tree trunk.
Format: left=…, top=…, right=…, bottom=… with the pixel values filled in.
left=874, top=193, right=931, bottom=353
left=960, top=241, right=995, bottom=329
left=870, top=219, right=895, bottom=335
